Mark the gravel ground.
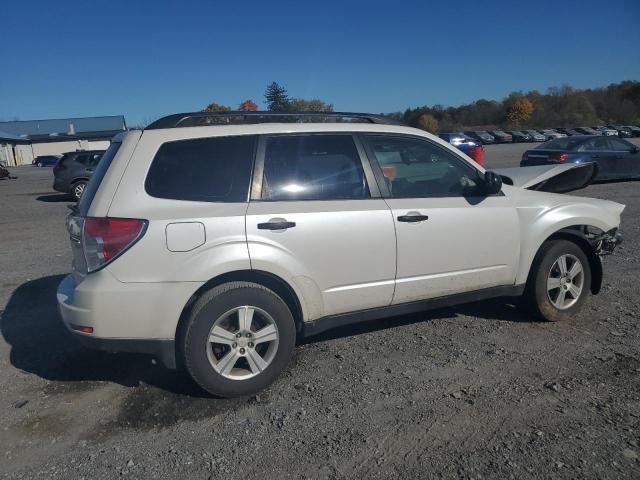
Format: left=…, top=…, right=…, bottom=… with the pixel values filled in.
left=1, top=141, right=639, bottom=479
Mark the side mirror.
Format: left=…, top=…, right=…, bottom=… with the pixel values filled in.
left=482, top=171, right=503, bottom=195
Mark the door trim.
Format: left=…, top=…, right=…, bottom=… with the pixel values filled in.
left=302, top=284, right=525, bottom=337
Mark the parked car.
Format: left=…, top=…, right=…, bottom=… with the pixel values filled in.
left=32, top=155, right=61, bottom=167
left=506, top=130, right=532, bottom=143
left=464, top=131, right=495, bottom=144
left=521, top=135, right=640, bottom=181
left=623, top=125, right=640, bottom=137
left=593, top=126, right=618, bottom=136
left=556, top=128, right=583, bottom=136
left=438, top=132, right=484, bottom=165
left=52, top=150, right=105, bottom=200
left=489, top=130, right=513, bottom=143
left=523, top=130, right=546, bottom=142
left=606, top=125, right=631, bottom=138
left=575, top=127, right=600, bottom=136
left=57, top=111, right=624, bottom=398
left=539, top=129, right=567, bottom=141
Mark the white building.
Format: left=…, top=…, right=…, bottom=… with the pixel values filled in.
left=0, top=115, right=126, bottom=166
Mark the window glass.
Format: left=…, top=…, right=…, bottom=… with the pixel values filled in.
left=608, top=138, right=633, bottom=151
left=365, top=135, right=481, bottom=198
left=78, top=143, right=121, bottom=216
left=145, top=135, right=256, bottom=202
left=576, top=137, right=610, bottom=152
left=261, top=135, right=368, bottom=200
left=88, top=153, right=103, bottom=166
left=75, top=154, right=89, bottom=165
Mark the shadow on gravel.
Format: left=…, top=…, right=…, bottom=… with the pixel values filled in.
left=36, top=193, right=73, bottom=202
left=0, top=275, right=208, bottom=399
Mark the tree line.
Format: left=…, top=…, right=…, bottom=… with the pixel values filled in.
left=202, top=80, right=640, bottom=134
left=203, top=82, right=333, bottom=114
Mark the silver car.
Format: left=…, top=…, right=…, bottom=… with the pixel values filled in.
left=57, top=111, right=624, bottom=397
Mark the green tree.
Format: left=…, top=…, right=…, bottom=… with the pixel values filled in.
left=202, top=102, right=231, bottom=112
left=288, top=98, right=334, bottom=112
left=417, top=113, right=439, bottom=133
left=264, top=82, right=290, bottom=111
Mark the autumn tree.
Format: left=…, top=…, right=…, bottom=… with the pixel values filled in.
left=202, top=102, right=231, bottom=112
left=505, top=98, right=534, bottom=126
left=416, top=113, right=439, bottom=134
left=238, top=99, right=258, bottom=111
left=264, top=82, right=290, bottom=111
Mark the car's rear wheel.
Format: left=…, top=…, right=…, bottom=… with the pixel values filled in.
left=525, top=239, right=591, bottom=322
left=182, top=282, right=296, bottom=397
left=72, top=181, right=87, bottom=200
left=36, top=161, right=43, bottom=167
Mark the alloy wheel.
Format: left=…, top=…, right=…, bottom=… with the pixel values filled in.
left=546, top=254, right=584, bottom=310
left=206, top=306, right=279, bottom=380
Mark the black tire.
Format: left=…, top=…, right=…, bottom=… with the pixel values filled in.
left=524, top=239, right=591, bottom=322
left=182, top=282, right=296, bottom=397
left=36, top=161, right=43, bottom=167
left=72, top=181, right=87, bottom=200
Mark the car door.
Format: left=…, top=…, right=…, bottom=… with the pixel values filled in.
left=576, top=137, right=617, bottom=179
left=361, top=134, right=520, bottom=305
left=607, top=137, right=640, bottom=178
left=245, top=133, right=396, bottom=320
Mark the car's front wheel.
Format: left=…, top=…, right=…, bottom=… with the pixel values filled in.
left=182, top=282, right=296, bottom=397
left=525, top=239, right=591, bottom=322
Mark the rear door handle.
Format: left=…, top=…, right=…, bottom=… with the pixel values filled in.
left=257, top=220, right=296, bottom=230
left=397, top=213, right=429, bottom=223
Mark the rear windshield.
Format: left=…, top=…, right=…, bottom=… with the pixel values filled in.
left=537, top=137, right=583, bottom=150
left=78, top=142, right=121, bottom=216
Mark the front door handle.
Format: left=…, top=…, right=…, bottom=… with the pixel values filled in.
left=397, top=213, right=429, bottom=223
left=257, top=220, right=296, bottom=230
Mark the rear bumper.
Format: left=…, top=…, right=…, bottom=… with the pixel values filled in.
left=56, top=272, right=200, bottom=369
left=53, top=179, right=69, bottom=193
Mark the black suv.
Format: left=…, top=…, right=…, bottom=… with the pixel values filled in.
left=53, top=150, right=105, bottom=200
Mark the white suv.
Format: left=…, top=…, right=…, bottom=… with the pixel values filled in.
left=57, top=112, right=624, bottom=397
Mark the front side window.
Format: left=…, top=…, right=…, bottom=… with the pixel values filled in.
left=146, top=135, right=256, bottom=202
left=364, top=135, right=481, bottom=198
left=261, top=134, right=368, bottom=201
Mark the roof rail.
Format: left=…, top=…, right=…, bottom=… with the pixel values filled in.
left=145, top=111, right=400, bottom=129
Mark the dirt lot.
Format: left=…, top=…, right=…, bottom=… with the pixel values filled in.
left=1, top=141, right=639, bottom=479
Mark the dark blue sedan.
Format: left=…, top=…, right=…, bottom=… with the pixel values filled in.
left=33, top=155, right=61, bottom=167
left=521, top=135, right=640, bottom=180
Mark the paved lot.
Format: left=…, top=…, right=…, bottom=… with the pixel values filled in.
left=1, top=141, right=639, bottom=479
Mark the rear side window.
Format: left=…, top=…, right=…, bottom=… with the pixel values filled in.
left=260, top=134, right=368, bottom=201
left=146, top=135, right=256, bottom=202
left=78, top=143, right=121, bottom=216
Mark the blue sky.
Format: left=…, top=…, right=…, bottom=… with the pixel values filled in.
left=1, top=0, right=639, bottom=126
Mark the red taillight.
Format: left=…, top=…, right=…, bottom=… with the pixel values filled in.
left=70, top=324, right=94, bottom=334
left=83, top=217, right=146, bottom=272
left=549, top=152, right=569, bottom=162
left=468, top=146, right=484, bottom=166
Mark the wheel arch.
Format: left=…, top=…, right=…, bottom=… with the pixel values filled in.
left=528, top=226, right=603, bottom=295
left=174, top=270, right=306, bottom=362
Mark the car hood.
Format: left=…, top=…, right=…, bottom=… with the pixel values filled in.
left=493, top=162, right=597, bottom=193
